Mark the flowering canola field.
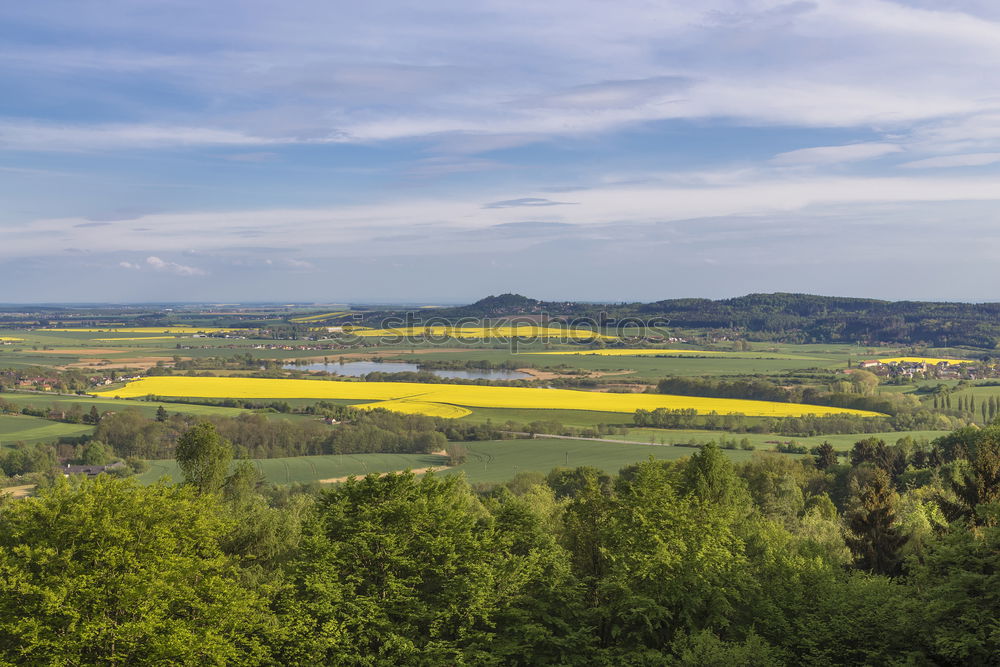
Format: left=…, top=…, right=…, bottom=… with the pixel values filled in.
left=289, top=311, right=348, bottom=323
left=876, top=357, right=972, bottom=366
left=94, top=376, right=885, bottom=419
left=0, top=337, right=23, bottom=342
left=341, top=325, right=615, bottom=340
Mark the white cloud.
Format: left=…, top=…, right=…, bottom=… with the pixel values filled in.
left=901, top=152, right=1000, bottom=169
left=3, top=1, right=1000, bottom=151
left=771, top=142, right=903, bottom=166
left=145, top=256, right=205, bottom=276
left=118, top=261, right=141, bottom=270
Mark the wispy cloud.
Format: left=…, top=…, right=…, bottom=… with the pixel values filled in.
left=771, top=143, right=903, bottom=166
left=145, top=256, right=205, bottom=276
left=483, top=197, right=576, bottom=209
left=901, top=152, right=1000, bottom=169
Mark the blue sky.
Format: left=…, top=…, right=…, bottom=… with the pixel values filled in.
left=4, top=0, right=1000, bottom=303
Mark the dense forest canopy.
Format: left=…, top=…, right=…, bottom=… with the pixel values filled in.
left=3, top=422, right=1000, bottom=664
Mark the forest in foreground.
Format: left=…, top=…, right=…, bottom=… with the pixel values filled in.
left=1, top=421, right=999, bottom=665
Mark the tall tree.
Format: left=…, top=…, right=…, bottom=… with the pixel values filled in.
left=0, top=477, right=270, bottom=664
left=814, top=442, right=838, bottom=470
left=175, top=422, right=232, bottom=493
left=845, top=468, right=908, bottom=576
left=937, top=428, right=1000, bottom=524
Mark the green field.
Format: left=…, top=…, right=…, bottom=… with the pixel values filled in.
left=616, top=428, right=947, bottom=451
left=390, top=348, right=844, bottom=379
left=139, top=437, right=766, bottom=487
left=3, top=392, right=250, bottom=419
left=0, top=414, right=93, bottom=446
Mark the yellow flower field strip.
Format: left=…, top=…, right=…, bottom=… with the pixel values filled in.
left=527, top=349, right=827, bottom=360
left=289, top=311, right=348, bottom=323
left=94, top=376, right=886, bottom=418
left=341, top=326, right=616, bottom=340
left=876, top=357, right=973, bottom=365
left=45, top=327, right=234, bottom=333
left=354, top=399, right=473, bottom=418
left=0, top=337, right=23, bottom=342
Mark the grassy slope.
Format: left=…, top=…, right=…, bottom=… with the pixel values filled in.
left=0, top=414, right=93, bottom=446
left=617, top=428, right=948, bottom=451
left=4, top=392, right=248, bottom=418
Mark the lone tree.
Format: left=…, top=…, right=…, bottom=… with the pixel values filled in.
left=156, top=405, right=168, bottom=422
left=175, top=422, right=232, bottom=493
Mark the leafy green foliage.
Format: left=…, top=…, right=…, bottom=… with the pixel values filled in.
left=0, top=477, right=270, bottom=665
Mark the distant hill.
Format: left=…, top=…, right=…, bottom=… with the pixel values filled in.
left=373, top=292, right=1000, bottom=348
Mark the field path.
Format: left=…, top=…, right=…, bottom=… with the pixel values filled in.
left=0, top=484, right=36, bottom=499
left=318, top=450, right=449, bottom=484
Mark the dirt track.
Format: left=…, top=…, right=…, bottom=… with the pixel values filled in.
left=319, top=450, right=449, bottom=484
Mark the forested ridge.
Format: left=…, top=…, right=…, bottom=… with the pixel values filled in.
left=2, top=422, right=1000, bottom=664
left=405, top=292, right=1000, bottom=346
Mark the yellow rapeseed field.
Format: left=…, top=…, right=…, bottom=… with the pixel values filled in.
left=341, top=325, right=615, bottom=340
left=46, top=327, right=234, bottom=333
left=0, top=337, right=23, bottom=342
left=94, top=376, right=885, bottom=419
left=877, top=357, right=972, bottom=366
left=355, top=399, right=473, bottom=418
left=289, top=311, right=348, bottom=323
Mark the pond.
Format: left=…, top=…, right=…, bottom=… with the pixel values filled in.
left=283, top=360, right=531, bottom=381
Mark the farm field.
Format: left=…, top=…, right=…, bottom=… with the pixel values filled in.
left=1, top=392, right=250, bottom=419
left=341, top=325, right=615, bottom=340
left=616, top=428, right=947, bottom=451
left=93, top=376, right=886, bottom=418
left=0, top=414, right=93, bottom=446
left=876, top=357, right=972, bottom=365
left=527, top=348, right=828, bottom=360
left=138, top=437, right=763, bottom=487
left=43, top=327, right=237, bottom=334
left=390, top=348, right=845, bottom=378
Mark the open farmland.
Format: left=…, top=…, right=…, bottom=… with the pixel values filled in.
left=2, top=391, right=250, bottom=419
left=0, top=414, right=93, bottom=446
left=43, top=327, right=236, bottom=333
left=616, top=428, right=947, bottom=451
left=875, top=357, right=972, bottom=365
left=139, top=437, right=760, bottom=487
left=95, top=376, right=886, bottom=418
left=527, top=348, right=827, bottom=360
left=341, top=325, right=616, bottom=340
left=388, top=347, right=847, bottom=378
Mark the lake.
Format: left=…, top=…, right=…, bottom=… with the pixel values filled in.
left=284, top=360, right=530, bottom=380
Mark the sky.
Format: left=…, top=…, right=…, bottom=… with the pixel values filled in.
left=3, top=0, right=1000, bottom=304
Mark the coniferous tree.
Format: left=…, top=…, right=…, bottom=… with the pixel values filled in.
left=937, top=429, right=1000, bottom=524
left=814, top=442, right=838, bottom=470
left=846, top=468, right=907, bottom=576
